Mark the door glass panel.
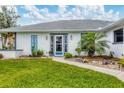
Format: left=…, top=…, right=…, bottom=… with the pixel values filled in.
left=56, top=37, right=62, bottom=44
left=56, top=45, right=62, bottom=51
left=56, top=36, right=62, bottom=52
left=31, top=35, right=37, bottom=51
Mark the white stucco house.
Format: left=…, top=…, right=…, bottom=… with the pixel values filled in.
left=0, top=18, right=124, bottom=58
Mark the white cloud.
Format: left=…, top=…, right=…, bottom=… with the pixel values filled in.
left=21, top=5, right=120, bottom=25
left=23, top=13, right=33, bottom=18
left=24, top=5, right=40, bottom=12
left=40, top=8, right=48, bottom=13
left=22, top=5, right=44, bottom=19
left=69, top=5, right=120, bottom=21
left=58, top=5, right=67, bottom=16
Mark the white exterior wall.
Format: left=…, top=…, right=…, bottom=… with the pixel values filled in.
left=16, top=32, right=50, bottom=56
left=16, top=32, right=81, bottom=56
left=15, top=30, right=124, bottom=58
left=38, top=33, right=50, bottom=56
left=105, top=27, right=124, bottom=58
left=0, top=50, right=23, bottom=58
left=68, top=32, right=81, bottom=55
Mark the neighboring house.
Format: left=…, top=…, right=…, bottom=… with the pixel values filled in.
left=0, top=19, right=123, bottom=58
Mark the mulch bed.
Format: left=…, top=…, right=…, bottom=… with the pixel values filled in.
left=66, top=56, right=121, bottom=70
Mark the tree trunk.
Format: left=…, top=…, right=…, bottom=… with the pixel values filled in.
left=88, top=49, right=95, bottom=57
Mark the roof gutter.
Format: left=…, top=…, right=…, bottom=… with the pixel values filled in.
left=0, top=29, right=100, bottom=33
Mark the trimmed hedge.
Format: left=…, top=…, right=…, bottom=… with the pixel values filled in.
left=32, top=50, right=44, bottom=57
left=37, top=50, right=44, bottom=57
left=64, top=53, right=73, bottom=58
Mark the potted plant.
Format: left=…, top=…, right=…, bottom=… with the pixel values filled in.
left=75, top=47, right=81, bottom=57
left=49, top=50, right=53, bottom=56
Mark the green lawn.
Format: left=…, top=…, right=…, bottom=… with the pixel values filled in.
left=0, top=58, right=123, bottom=88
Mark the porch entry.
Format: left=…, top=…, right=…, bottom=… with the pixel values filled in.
left=55, top=35, right=63, bottom=56
left=50, top=33, right=68, bottom=56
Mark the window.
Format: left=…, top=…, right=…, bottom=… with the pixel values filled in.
left=114, top=28, right=123, bottom=43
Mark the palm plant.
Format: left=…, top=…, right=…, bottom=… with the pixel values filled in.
left=80, top=32, right=109, bottom=57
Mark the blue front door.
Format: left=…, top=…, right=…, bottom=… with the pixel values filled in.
left=31, top=35, right=38, bottom=52
left=54, top=35, right=63, bottom=56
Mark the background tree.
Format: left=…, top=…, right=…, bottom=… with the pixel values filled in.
left=80, top=32, right=109, bottom=57
left=0, top=6, right=20, bottom=49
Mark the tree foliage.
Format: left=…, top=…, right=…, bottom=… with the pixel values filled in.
left=80, top=32, right=110, bottom=57
left=0, top=6, right=20, bottom=49
left=0, top=6, right=20, bottom=29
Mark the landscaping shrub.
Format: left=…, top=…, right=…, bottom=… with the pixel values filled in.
left=74, top=55, right=78, bottom=58
left=49, top=50, right=53, bottom=56
left=75, top=47, right=81, bottom=56
left=64, top=53, right=73, bottom=58
left=109, top=51, right=114, bottom=58
left=32, top=50, right=44, bottom=57
left=0, top=53, right=3, bottom=59
left=32, top=50, right=37, bottom=57
left=118, top=57, right=124, bottom=70
left=37, top=50, right=44, bottom=57
left=119, top=57, right=124, bottom=65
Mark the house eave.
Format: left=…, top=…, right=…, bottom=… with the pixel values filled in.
left=0, top=29, right=100, bottom=33
left=100, top=18, right=124, bottom=32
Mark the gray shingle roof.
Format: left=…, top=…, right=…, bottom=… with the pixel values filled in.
left=0, top=19, right=112, bottom=32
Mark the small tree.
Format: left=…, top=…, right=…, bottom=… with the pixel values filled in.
left=80, top=32, right=109, bottom=57
left=75, top=47, right=81, bottom=56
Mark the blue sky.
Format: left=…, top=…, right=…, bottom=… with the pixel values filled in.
left=13, top=5, right=124, bottom=25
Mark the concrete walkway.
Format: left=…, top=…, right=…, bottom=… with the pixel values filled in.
left=52, top=57, right=124, bottom=82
